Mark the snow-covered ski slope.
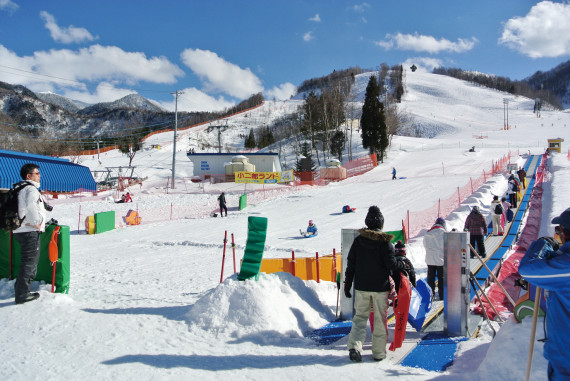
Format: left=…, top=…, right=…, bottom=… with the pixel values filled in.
left=1, top=70, right=569, bottom=380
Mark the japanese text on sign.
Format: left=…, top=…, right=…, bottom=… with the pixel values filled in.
left=235, top=170, right=294, bottom=184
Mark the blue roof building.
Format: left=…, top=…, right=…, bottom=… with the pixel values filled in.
left=0, top=149, right=97, bottom=192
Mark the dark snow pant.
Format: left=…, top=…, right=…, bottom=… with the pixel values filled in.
left=220, top=203, right=227, bottom=217
left=14, top=231, right=41, bottom=303
left=509, top=193, right=517, bottom=209
left=470, top=234, right=486, bottom=258
left=427, top=265, right=444, bottom=300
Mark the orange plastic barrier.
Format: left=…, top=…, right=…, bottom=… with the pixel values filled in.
left=259, top=253, right=341, bottom=282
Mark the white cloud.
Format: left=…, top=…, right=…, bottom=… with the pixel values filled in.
left=265, top=82, right=297, bottom=100
left=32, top=45, right=184, bottom=85
left=180, top=48, right=263, bottom=99
left=376, top=33, right=477, bottom=54
left=0, top=44, right=184, bottom=104
left=0, top=0, right=18, bottom=12
left=309, top=14, right=321, bottom=22
left=158, top=87, right=235, bottom=113
left=499, top=1, right=570, bottom=58
left=60, top=82, right=136, bottom=104
left=40, top=11, right=97, bottom=44
left=352, top=3, right=370, bottom=12
left=403, top=57, right=443, bottom=73
left=303, top=31, right=315, bottom=42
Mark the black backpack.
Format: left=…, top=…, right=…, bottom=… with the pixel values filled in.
left=0, top=182, right=31, bottom=231
left=494, top=203, right=504, bottom=215
left=512, top=181, right=519, bottom=192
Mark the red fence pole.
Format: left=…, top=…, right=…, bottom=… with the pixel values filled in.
left=231, top=233, right=237, bottom=273
left=315, top=252, right=320, bottom=283
left=457, top=187, right=461, bottom=207
left=170, top=203, right=173, bottom=220
left=470, top=178, right=474, bottom=194
left=220, top=230, right=228, bottom=283
left=291, top=251, right=296, bottom=276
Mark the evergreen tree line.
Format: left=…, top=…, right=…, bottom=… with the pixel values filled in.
left=432, top=67, right=562, bottom=110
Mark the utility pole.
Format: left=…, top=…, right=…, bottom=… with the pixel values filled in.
left=210, top=123, right=227, bottom=153
left=171, top=90, right=183, bottom=189
left=96, top=140, right=103, bottom=159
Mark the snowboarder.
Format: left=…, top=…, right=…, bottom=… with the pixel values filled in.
left=392, top=167, right=397, bottom=180
left=342, top=205, right=355, bottom=213
left=300, top=220, right=318, bottom=237
left=124, top=192, right=133, bottom=202
left=218, top=192, right=228, bottom=217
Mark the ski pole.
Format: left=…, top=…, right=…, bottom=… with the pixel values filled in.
left=469, top=274, right=496, bottom=337
left=335, top=272, right=341, bottom=318
left=469, top=244, right=516, bottom=306
left=220, top=230, right=228, bottom=283
left=469, top=271, right=504, bottom=323
left=525, top=286, right=542, bottom=381
left=231, top=233, right=236, bottom=274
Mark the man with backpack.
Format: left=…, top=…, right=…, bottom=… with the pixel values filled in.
left=491, top=195, right=504, bottom=236
left=12, top=164, right=49, bottom=305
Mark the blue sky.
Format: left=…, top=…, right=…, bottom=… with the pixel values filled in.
left=1, top=0, right=569, bottom=112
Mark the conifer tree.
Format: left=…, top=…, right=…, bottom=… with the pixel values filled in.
left=360, top=75, right=388, bottom=161
left=244, top=129, right=256, bottom=149
left=295, top=141, right=317, bottom=172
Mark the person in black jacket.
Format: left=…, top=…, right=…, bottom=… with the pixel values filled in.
left=218, top=192, right=227, bottom=217
left=344, top=206, right=408, bottom=362
left=393, top=240, right=416, bottom=293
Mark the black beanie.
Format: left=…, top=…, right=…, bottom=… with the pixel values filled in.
left=365, top=206, right=384, bottom=230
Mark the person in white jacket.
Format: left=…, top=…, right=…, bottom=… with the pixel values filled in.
left=13, top=163, right=48, bottom=305
left=423, top=217, right=447, bottom=300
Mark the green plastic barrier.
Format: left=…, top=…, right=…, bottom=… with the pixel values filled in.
left=0, top=224, right=71, bottom=293
left=95, top=211, right=115, bottom=234
left=239, top=194, right=247, bottom=211
left=238, top=216, right=268, bottom=281
left=387, top=229, right=406, bottom=244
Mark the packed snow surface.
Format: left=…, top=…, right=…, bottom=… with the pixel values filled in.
left=1, top=71, right=569, bottom=380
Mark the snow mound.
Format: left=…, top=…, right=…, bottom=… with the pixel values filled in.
left=185, top=272, right=333, bottom=342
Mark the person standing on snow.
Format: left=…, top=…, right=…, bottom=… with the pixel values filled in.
left=518, top=208, right=570, bottom=381
left=392, top=167, right=397, bottom=180
left=393, top=240, right=416, bottom=292
left=464, top=206, right=488, bottom=258
left=218, top=192, right=228, bottom=217
left=490, top=195, right=504, bottom=236
left=343, top=206, right=408, bottom=362
left=13, top=163, right=49, bottom=305
left=507, top=174, right=519, bottom=209
left=423, top=217, right=447, bottom=300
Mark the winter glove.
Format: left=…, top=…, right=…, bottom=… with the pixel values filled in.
left=344, top=282, right=352, bottom=298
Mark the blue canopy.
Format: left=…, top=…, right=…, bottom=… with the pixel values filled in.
left=0, top=149, right=96, bottom=192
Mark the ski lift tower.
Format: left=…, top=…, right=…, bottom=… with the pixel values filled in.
left=209, top=122, right=228, bottom=153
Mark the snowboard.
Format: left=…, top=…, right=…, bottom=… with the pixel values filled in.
left=408, top=279, right=433, bottom=332
left=389, top=275, right=412, bottom=351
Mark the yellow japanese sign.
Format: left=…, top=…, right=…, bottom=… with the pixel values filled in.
left=235, top=170, right=294, bottom=184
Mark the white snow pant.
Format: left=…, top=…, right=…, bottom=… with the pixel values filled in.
left=347, top=290, right=389, bottom=360
left=492, top=213, right=503, bottom=235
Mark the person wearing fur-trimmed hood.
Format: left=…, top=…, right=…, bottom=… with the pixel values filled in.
left=343, top=206, right=408, bottom=363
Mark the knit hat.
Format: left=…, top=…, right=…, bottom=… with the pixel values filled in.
left=365, top=206, right=384, bottom=230
left=394, top=240, right=406, bottom=256
left=435, top=217, right=446, bottom=229
left=472, top=205, right=480, bottom=213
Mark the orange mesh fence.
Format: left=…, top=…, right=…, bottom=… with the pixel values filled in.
left=404, top=153, right=511, bottom=239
